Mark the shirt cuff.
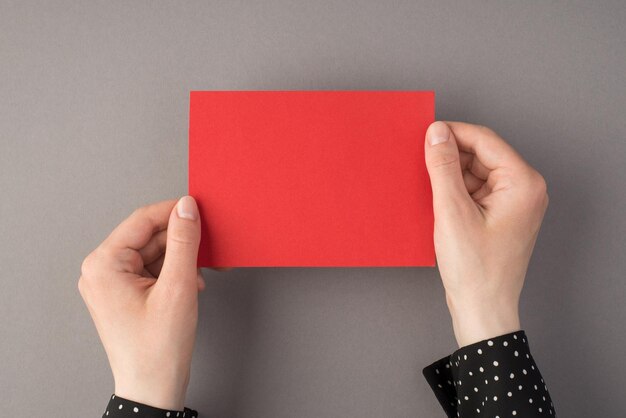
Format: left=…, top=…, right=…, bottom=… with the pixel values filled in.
left=103, top=394, right=198, bottom=418
left=423, top=330, right=555, bottom=417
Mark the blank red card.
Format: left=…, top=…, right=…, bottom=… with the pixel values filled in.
left=189, top=91, right=435, bottom=267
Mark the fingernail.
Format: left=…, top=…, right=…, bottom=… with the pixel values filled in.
left=177, top=196, right=198, bottom=220
left=428, top=121, right=450, bottom=146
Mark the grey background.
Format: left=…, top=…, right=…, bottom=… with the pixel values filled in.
left=1, top=1, right=625, bottom=417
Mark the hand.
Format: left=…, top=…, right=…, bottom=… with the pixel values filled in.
left=78, top=197, right=205, bottom=410
left=424, top=122, right=549, bottom=348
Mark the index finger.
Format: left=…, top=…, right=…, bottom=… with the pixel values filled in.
left=104, top=199, right=177, bottom=251
left=446, top=122, right=528, bottom=170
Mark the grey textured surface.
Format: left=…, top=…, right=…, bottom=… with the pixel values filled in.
left=1, top=1, right=625, bottom=417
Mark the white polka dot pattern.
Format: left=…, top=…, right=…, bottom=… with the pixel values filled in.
left=102, top=395, right=198, bottom=418
left=423, top=330, right=556, bottom=417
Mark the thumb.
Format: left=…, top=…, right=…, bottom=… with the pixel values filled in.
left=159, top=196, right=201, bottom=287
left=424, top=121, right=473, bottom=211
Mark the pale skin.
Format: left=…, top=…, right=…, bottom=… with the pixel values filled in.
left=78, top=121, right=548, bottom=410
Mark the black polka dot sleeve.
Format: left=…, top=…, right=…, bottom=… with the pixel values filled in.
left=423, top=330, right=556, bottom=417
left=102, top=394, right=198, bottom=418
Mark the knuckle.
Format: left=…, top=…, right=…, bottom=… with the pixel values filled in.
left=98, top=245, right=118, bottom=261
left=521, top=169, right=549, bottom=203
left=132, top=206, right=148, bottom=218
left=430, top=153, right=460, bottom=170
left=80, top=251, right=96, bottom=276
left=168, top=226, right=200, bottom=247
left=476, top=124, right=498, bottom=138
left=80, top=247, right=111, bottom=284
left=77, top=275, right=86, bottom=294
left=533, top=172, right=548, bottom=192
left=531, top=172, right=548, bottom=197
left=168, top=231, right=194, bottom=245
left=77, top=275, right=94, bottom=300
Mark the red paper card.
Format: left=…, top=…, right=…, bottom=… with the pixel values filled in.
left=189, top=91, right=435, bottom=267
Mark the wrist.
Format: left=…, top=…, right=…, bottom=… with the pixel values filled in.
left=114, top=369, right=190, bottom=411
left=446, top=293, right=521, bottom=348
